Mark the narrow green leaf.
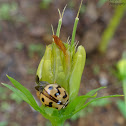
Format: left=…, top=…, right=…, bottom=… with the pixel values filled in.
left=86, top=87, right=106, bottom=96
left=63, top=93, right=97, bottom=118
left=63, top=87, right=106, bottom=118
left=74, top=87, right=106, bottom=111
left=0, top=121, right=8, bottom=126
left=6, top=75, right=39, bottom=110
left=91, top=99, right=110, bottom=107
left=1, top=83, right=30, bottom=104
left=98, top=2, right=126, bottom=53
left=73, top=95, right=123, bottom=115
left=1, top=83, right=42, bottom=112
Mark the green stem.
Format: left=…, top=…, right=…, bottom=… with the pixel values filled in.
left=123, top=79, right=126, bottom=109
left=98, top=2, right=126, bottom=53
left=50, top=119, right=65, bottom=126
left=71, top=0, right=83, bottom=50
left=71, top=17, right=79, bottom=50
left=56, top=6, right=66, bottom=37
left=56, top=18, right=62, bottom=37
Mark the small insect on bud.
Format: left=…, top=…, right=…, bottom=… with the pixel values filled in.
left=35, top=77, right=69, bottom=110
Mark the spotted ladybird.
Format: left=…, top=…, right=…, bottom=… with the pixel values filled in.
left=35, top=82, right=69, bottom=110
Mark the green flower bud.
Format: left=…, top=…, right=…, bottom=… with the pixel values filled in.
left=69, top=45, right=86, bottom=101
left=36, top=36, right=86, bottom=101
left=117, top=59, right=126, bottom=80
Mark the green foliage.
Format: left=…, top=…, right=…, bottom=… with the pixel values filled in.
left=0, top=87, right=8, bottom=100
left=70, top=98, right=110, bottom=121
left=28, top=44, right=45, bottom=58
left=68, top=1, right=75, bottom=8
left=10, top=92, right=23, bottom=104
left=90, top=98, right=110, bottom=107
left=46, top=121, right=52, bottom=126
left=0, top=121, right=8, bottom=126
left=40, top=0, right=52, bottom=9
left=36, top=42, right=86, bottom=100
left=80, top=5, right=86, bottom=14
left=68, top=1, right=85, bottom=14
left=1, top=102, right=11, bottom=112
left=93, top=64, right=100, bottom=75
left=122, top=51, right=126, bottom=59
left=117, top=100, right=126, bottom=118
left=0, top=2, right=18, bottom=20
left=117, top=59, right=126, bottom=80
left=70, top=108, right=92, bottom=121
left=98, top=0, right=126, bottom=53
left=97, top=0, right=108, bottom=7
left=10, top=122, right=20, bottom=126
left=64, top=123, right=70, bottom=126
left=1, top=75, right=122, bottom=126
left=0, top=87, right=23, bottom=104
left=27, top=68, right=36, bottom=75
left=15, top=42, right=24, bottom=50
left=116, top=56, right=126, bottom=118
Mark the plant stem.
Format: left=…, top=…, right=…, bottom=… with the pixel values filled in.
left=71, top=17, right=79, bottom=49
left=98, top=3, right=126, bottom=53
left=56, top=6, right=66, bottom=37
left=123, top=79, right=126, bottom=110
left=56, top=18, right=62, bottom=37
left=50, top=119, right=65, bottom=126
left=71, top=0, right=83, bottom=50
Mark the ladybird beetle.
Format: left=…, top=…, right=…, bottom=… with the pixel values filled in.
left=35, top=78, right=69, bottom=110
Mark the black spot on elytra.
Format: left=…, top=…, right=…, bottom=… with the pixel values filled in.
left=49, top=102, right=53, bottom=107
left=57, top=101, right=62, bottom=105
left=45, top=102, right=53, bottom=107
left=55, top=107, right=58, bottom=109
left=63, top=91, right=67, bottom=98
left=48, top=86, right=53, bottom=90
left=42, top=98, right=44, bottom=102
left=55, top=93, right=60, bottom=97
left=55, top=85, right=61, bottom=97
